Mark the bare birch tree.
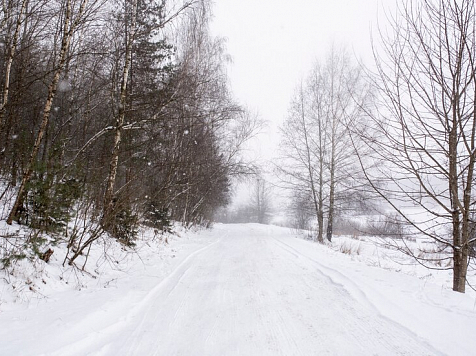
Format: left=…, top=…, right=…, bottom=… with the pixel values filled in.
left=0, top=0, right=28, bottom=140
left=100, top=0, right=138, bottom=226
left=321, top=48, right=369, bottom=241
left=278, top=83, right=326, bottom=242
left=6, top=0, right=91, bottom=225
left=279, top=48, right=370, bottom=242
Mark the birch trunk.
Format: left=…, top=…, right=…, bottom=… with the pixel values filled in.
left=299, top=88, right=322, bottom=242
left=326, top=140, right=335, bottom=242
left=101, top=0, right=138, bottom=226
left=6, top=0, right=88, bottom=225
left=0, top=0, right=28, bottom=142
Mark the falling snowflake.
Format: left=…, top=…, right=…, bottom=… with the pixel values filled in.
left=58, top=79, right=71, bottom=92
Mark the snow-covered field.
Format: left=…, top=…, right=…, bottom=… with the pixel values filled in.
left=1, top=223, right=475, bottom=355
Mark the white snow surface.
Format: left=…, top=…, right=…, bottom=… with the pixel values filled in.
left=1, top=223, right=475, bottom=356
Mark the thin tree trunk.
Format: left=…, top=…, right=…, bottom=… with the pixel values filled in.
left=256, top=178, right=262, bottom=223
left=318, top=151, right=324, bottom=242
left=326, top=158, right=335, bottom=242
left=0, top=0, right=27, bottom=142
left=455, top=69, right=476, bottom=293
left=102, top=0, right=138, bottom=226
left=299, top=85, right=322, bottom=242
left=6, top=0, right=88, bottom=225
left=326, top=123, right=336, bottom=242
left=449, top=93, right=465, bottom=292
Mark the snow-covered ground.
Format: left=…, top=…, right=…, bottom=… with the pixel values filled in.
left=1, top=223, right=475, bottom=355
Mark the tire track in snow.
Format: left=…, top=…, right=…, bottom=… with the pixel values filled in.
left=73, top=235, right=224, bottom=356
left=269, top=235, right=446, bottom=356
left=46, top=236, right=224, bottom=356
left=123, top=236, right=223, bottom=355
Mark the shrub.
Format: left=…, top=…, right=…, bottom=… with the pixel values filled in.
left=112, top=207, right=139, bottom=246
left=24, top=163, right=81, bottom=233
left=366, top=213, right=407, bottom=239
left=144, top=204, right=172, bottom=233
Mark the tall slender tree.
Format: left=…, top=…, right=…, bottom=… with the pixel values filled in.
left=7, top=0, right=91, bottom=225
left=278, top=48, right=369, bottom=242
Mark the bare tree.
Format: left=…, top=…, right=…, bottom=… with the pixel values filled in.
left=0, top=0, right=28, bottom=140
left=6, top=0, right=92, bottom=225
left=278, top=48, right=370, bottom=242
left=288, top=189, right=315, bottom=231
left=320, top=48, right=370, bottom=241
left=101, top=0, right=138, bottom=226
left=249, top=176, right=272, bottom=224
left=360, top=0, right=476, bottom=292
left=278, top=82, right=326, bottom=241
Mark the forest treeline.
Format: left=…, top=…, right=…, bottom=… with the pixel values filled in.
left=0, top=0, right=257, bottom=262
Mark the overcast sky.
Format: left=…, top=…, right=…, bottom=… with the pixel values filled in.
left=209, top=0, right=391, bottom=206
left=209, top=0, right=390, bottom=161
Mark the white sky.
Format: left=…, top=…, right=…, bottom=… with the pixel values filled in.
left=209, top=0, right=389, bottom=161
left=209, top=0, right=392, bottom=207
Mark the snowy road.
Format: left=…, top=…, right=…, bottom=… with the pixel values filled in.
left=3, top=223, right=469, bottom=355
left=99, top=225, right=438, bottom=356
